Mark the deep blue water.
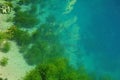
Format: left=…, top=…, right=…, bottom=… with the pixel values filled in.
left=69, top=0, right=120, bottom=79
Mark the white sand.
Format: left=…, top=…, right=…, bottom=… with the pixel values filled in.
left=0, top=41, right=34, bottom=80
left=0, top=1, right=15, bottom=31
left=0, top=1, right=38, bottom=80
left=0, top=12, right=14, bottom=31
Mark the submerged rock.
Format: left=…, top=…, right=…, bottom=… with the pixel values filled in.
left=0, top=3, right=11, bottom=14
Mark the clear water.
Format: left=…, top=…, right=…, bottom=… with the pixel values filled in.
left=0, top=0, right=120, bottom=80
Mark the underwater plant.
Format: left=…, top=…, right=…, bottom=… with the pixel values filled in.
left=0, top=32, right=10, bottom=53
left=18, top=0, right=45, bottom=5
left=23, top=57, right=113, bottom=80
left=18, top=0, right=31, bottom=5
left=0, top=31, right=9, bottom=40
left=30, top=22, right=60, bottom=44
left=4, top=0, right=13, bottom=2
left=0, top=77, right=3, bottom=80
left=13, top=5, right=21, bottom=12
left=0, top=40, right=10, bottom=53
left=0, top=57, right=8, bottom=67
left=23, top=58, right=96, bottom=80
left=4, top=1, right=13, bottom=7
left=28, top=4, right=37, bottom=15
left=14, top=10, right=39, bottom=28
left=6, top=26, right=31, bottom=46
left=24, top=40, right=64, bottom=65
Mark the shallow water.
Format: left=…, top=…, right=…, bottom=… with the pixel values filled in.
left=0, top=0, right=120, bottom=80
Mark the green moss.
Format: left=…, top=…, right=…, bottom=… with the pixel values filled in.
left=0, top=57, right=8, bottom=67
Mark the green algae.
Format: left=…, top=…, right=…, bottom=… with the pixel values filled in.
left=14, top=10, right=39, bottom=28
left=6, top=26, right=31, bottom=46
left=23, top=58, right=113, bottom=80
left=0, top=57, right=8, bottom=66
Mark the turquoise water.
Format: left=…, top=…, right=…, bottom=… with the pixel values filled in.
left=35, top=0, right=120, bottom=79
left=69, top=0, right=120, bottom=79
left=0, top=0, right=120, bottom=79
left=47, top=0, right=120, bottom=79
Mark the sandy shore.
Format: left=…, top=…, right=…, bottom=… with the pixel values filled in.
left=0, top=41, right=34, bottom=80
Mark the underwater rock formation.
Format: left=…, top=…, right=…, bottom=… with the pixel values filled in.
left=0, top=3, right=11, bottom=14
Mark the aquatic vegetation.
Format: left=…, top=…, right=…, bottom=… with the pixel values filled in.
left=24, top=40, right=64, bottom=65
left=6, top=26, right=31, bottom=46
left=13, top=5, right=21, bottom=12
left=0, top=32, right=9, bottom=40
left=23, top=68, right=41, bottom=80
left=28, top=4, right=37, bottom=15
left=18, top=0, right=31, bottom=5
left=0, top=40, right=10, bottom=53
left=0, top=57, right=8, bottom=67
left=4, top=0, right=13, bottom=2
left=31, top=23, right=59, bottom=43
left=0, top=77, right=7, bottom=80
left=4, top=1, right=13, bottom=7
left=0, top=32, right=10, bottom=53
left=22, top=22, right=65, bottom=65
left=23, top=58, right=94, bottom=80
left=0, top=77, right=3, bottom=80
left=14, top=10, right=39, bottom=28
left=18, top=0, right=44, bottom=5
left=23, top=57, right=113, bottom=80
